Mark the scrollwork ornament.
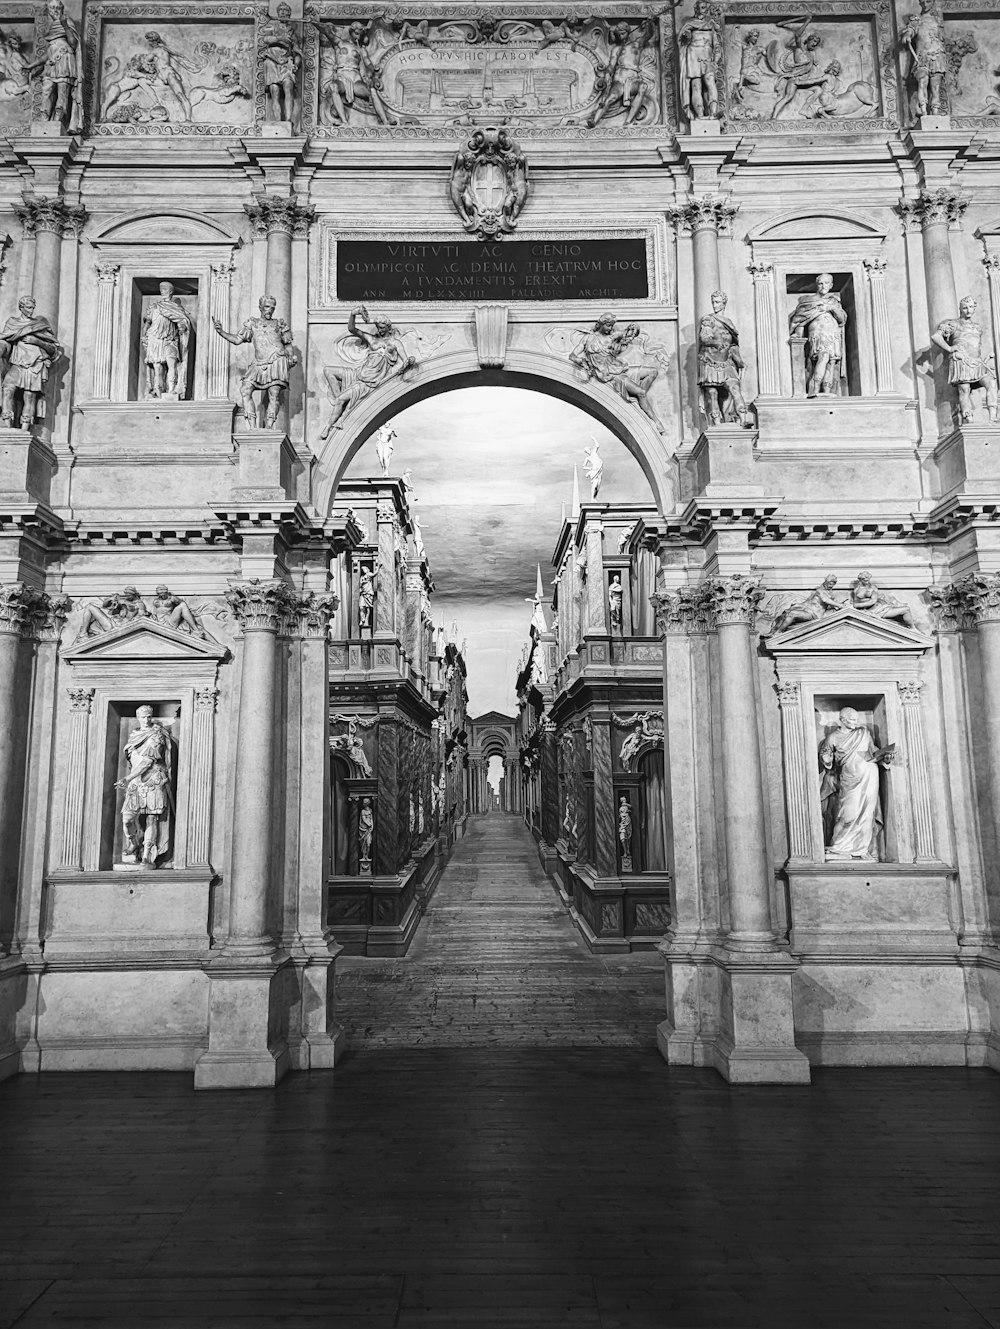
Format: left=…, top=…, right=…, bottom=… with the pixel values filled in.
left=225, top=578, right=296, bottom=632
left=897, top=680, right=924, bottom=705
left=194, top=687, right=219, bottom=711
left=748, top=260, right=774, bottom=283
left=775, top=680, right=800, bottom=705
left=67, top=686, right=94, bottom=713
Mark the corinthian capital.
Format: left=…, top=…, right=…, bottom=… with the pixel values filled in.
left=0, top=583, right=66, bottom=640
left=225, top=579, right=296, bottom=632
left=15, top=194, right=87, bottom=238
left=293, top=591, right=339, bottom=638
left=245, top=195, right=315, bottom=238
left=669, top=194, right=739, bottom=234
left=956, top=572, right=1000, bottom=626
left=704, top=574, right=764, bottom=627
left=897, top=187, right=968, bottom=231
left=651, top=586, right=712, bottom=635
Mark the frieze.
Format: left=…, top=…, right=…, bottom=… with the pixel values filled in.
left=713, top=0, right=898, bottom=133
left=84, top=2, right=265, bottom=135
left=0, top=5, right=36, bottom=137
left=897, top=0, right=1000, bottom=128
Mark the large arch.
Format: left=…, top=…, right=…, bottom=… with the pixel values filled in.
left=313, top=348, right=678, bottom=516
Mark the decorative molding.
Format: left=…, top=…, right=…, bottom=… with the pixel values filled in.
left=225, top=579, right=296, bottom=632
left=474, top=304, right=509, bottom=368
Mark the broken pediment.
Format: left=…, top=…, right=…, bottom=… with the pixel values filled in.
left=766, top=607, right=931, bottom=657
left=61, top=618, right=229, bottom=667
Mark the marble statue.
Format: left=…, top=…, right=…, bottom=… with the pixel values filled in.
left=931, top=297, right=999, bottom=425
left=583, top=440, right=603, bottom=499
left=374, top=424, right=396, bottom=476
left=332, top=714, right=373, bottom=776
left=359, top=796, right=374, bottom=874
left=819, top=708, right=894, bottom=861
left=259, top=3, right=301, bottom=126
left=773, top=575, right=843, bottom=634
left=769, top=16, right=825, bottom=118
left=849, top=572, right=914, bottom=628
left=586, top=17, right=657, bottom=128
left=789, top=274, right=847, bottom=397
left=141, top=31, right=197, bottom=121
left=697, top=291, right=751, bottom=428
left=678, top=0, right=721, bottom=120
left=321, top=307, right=417, bottom=437
left=616, top=711, right=664, bottom=771
left=618, top=795, right=633, bottom=872
left=27, top=0, right=80, bottom=131
left=141, top=283, right=191, bottom=401
left=567, top=314, right=667, bottom=432
left=116, top=706, right=173, bottom=868
left=150, top=585, right=204, bottom=638
left=315, top=21, right=392, bottom=126
left=77, top=586, right=150, bottom=639
left=449, top=127, right=529, bottom=241
left=608, top=573, right=623, bottom=634
left=212, top=295, right=296, bottom=431
left=901, top=0, right=948, bottom=117
left=0, top=297, right=58, bottom=430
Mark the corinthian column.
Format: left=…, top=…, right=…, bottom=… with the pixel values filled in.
left=958, top=574, right=1000, bottom=860
left=898, top=188, right=965, bottom=334
left=14, top=195, right=87, bottom=332
left=245, top=196, right=314, bottom=328
left=672, top=195, right=738, bottom=324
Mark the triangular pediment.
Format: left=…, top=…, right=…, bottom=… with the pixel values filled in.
left=61, top=618, right=229, bottom=664
left=766, top=607, right=931, bottom=654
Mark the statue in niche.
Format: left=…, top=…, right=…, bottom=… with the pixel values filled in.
left=697, top=291, right=751, bottom=429
left=212, top=295, right=296, bottom=431
left=849, top=572, right=914, bottom=628
left=321, top=307, right=430, bottom=437
left=359, top=796, right=374, bottom=874
left=0, top=296, right=58, bottom=430
left=373, top=424, right=396, bottom=476
left=332, top=714, right=374, bottom=776
left=116, top=705, right=173, bottom=868
left=150, top=585, right=205, bottom=638
left=615, top=711, right=664, bottom=772
left=819, top=708, right=894, bottom=861
left=76, top=586, right=150, bottom=639
left=27, top=0, right=80, bottom=131
left=618, top=796, right=633, bottom=872
left=900, top=0, right=949, bottom=118
left=931, top=297, right=999, bottom=426
left=586, top=16, right=658, bottom=128
left=583, top=440, right=603, bottom=499
left=260, top=3, right=302, bottom=127
left=772, top=575, right=843, bottom=633
left=678, top=0, right=721, bottom=120
left=141, top=283, right=191, bottom=401
left=562, top=314, right=668, bottom=433
left=608, top=574, right=623, bottom=634
left=789, top=274, right=847, bottom=398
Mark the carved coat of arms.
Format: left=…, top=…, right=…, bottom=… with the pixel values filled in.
left=449, top=126, right=529, bottom=240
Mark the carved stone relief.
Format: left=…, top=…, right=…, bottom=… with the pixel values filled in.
left=449, top=126, right=529, bottom=240
left=545, top=315, right=669, bottom=432
left=0, top=10, right=35, bottom=135
left=898, top=0, right=998, bottom=123
left=319, top=311, right=447, bottom=436
left=86, top=4, right=259, bottom=134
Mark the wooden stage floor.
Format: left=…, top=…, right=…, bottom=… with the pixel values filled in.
left=2, top=818, right=999, bottom=1327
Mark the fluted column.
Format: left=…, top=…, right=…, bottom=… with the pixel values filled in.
left=58, top=686, right=93, bottom=871
left=222, top=579, right=294, bottom=955
left=706, top=575, right=774, bottom=949
left=897, top=681, right=936, bottom=862
left=863, top=256, right=896, bottom=396
left=208, top=261, right=235, bottom=399
left=982, top=255, right=1000, bottom=377
left=15, top=195, right=87, bottom=332
left=188, top=687, right=219, bottom=869
left=776, top=681, right=813, bottom=861
left=673, top=196, right=738, bottom=325
left=750, top=261, right=780, bottom=395
left=91, top=263, right=120, bottom=400
left=898, top=188, right=965, bottom=334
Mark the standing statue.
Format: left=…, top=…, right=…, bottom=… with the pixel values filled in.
left=697, top=290, right=751, bottom=428
left=901, top=0, right=949, bottom=118
left=27, top=0, right=81, bottom=131
left=608, top=573, right=624, bottom=634
left=772, top=574, right=843, bottom=633
left=567, top=314, right=667, bottom=432
left=150, top=585, right=204, bottom=637
left=259, top=3, right=301, bottom=127
left=321, top=307, right=417, bottom=436
left=142, top=30, right=196, bottom=121
left=358, top=796, right=374, bottom=874
left=677, top=0, right=721, bottom=120
left=819, top=707, right=894, bottom=861
left=141, top=282, right=191, bottom=400
left=76, top=585, right=150, bottom=638
left=0, top=296, right=58, bottom=430
left=374, top=424, right=396, bottom=476
left=583, top=439, right=604, bottom=499
left=849, top=571, right=914, bottom=628
left=116, top=705, right=173, bottom=867
left=618, top=795, right=633, bottom=872
left=789, top=273, right=847, bottom=397
left=332, top=714, right=373, bottom=776
left=586, top=17, right=657, bottom=128
left=212, top=295, right=296, bottom=430
left=930, top=296, right=999, bottom=425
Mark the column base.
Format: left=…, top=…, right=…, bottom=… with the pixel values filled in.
left=194, top=951, right=294, bottom=1090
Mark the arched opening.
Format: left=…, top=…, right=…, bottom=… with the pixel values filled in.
left=486, top=755, right=504, bottom=810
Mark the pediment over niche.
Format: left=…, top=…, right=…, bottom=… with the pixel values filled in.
left=765, top=608, right=931, bottom=656
left=61, top=619, right=229, bottom=666
left=92, top=211, right=238, bottom=247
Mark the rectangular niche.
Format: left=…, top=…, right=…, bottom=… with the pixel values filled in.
left=128, top=277, right=199, bottom=402
left=814, top=692, right=896, bottom=862
left=785, top=272, right=860, bottom=397
left=99, top=700, right=180, bottom=871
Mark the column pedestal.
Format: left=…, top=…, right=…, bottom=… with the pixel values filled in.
left=195, top=954, right=294, bottom=1089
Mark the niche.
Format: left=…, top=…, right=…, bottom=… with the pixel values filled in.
left=785, top=272, right=861, bottom=397
left=814, top=693, right=895, bottom=863
left=127, top=277, right=200, bottom=402
left=99, top=700, right=181, bottom=871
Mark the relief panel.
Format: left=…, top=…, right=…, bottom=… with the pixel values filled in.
left=0, top=9, right=35, bottom=134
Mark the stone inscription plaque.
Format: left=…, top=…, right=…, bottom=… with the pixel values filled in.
left=337, top=239, right=649, bottom=302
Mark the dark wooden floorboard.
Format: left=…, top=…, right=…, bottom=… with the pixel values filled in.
left=2, top=818, right=1000, bottom=1327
